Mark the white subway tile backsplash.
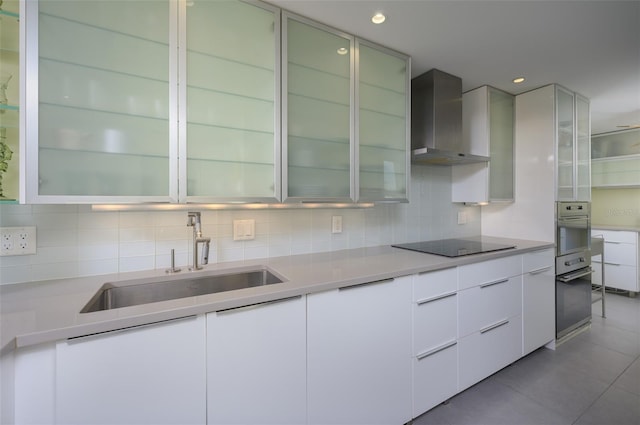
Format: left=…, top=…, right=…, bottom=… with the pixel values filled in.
left=77, top=259, right=119, bottom=277
left=120, top=241, right=155, bottom=258
left=119, top=227, right=156, bottom=243
left=119, top=256, right=155, bottom=273
left=0, top=165, right=481, bottom=285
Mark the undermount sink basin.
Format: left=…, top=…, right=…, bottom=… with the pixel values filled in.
left=80, top=267, right=285, bottom=313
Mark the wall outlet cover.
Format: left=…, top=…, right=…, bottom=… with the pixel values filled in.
left=0, top=226, right=37, bottom=256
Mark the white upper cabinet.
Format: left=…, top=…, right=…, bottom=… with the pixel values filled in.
left=23, top=1, right=409, bottom=204
left=25, top=0, right=176, bottom=203
left=183, top=0, right=280, bottom=203
left=591, top=128, right=640, bottom=188
left=282, top=13, right=354, bottom=202
left=356, top=40, right=410, bottom=202
left=453, top=86, right=514, bottom=203
left=556, top=86, right=591, bottom=201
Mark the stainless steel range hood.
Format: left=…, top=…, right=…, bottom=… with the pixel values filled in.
left=411, top=69, right=489, bottom=165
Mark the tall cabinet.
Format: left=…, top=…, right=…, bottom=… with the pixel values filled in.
left=482, top=84, right=590, bottom=242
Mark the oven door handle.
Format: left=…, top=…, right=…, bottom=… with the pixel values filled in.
left=557, top=268, right=592, bottom=283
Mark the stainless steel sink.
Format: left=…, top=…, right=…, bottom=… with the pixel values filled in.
left=81, top=268, right=285, bottom=313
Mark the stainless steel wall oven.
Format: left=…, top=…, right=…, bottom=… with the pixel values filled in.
left=555, top=202, right=592, bottom=339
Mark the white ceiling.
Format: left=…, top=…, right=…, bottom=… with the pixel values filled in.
left=270, top=0, right=640, bottom=135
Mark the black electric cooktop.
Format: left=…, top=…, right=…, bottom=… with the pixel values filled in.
left=392, top=238, right=516, bottom=258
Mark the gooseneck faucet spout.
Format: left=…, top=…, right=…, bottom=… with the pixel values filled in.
left=187, top=212, right=211, bottom=271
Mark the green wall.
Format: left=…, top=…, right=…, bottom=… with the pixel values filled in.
left=591, top=188, right=640, bottom=227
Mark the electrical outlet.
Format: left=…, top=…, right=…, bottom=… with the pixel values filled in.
left=331, top=216, right=343, bottom=234
left=0, top=227, right=37, bottom=256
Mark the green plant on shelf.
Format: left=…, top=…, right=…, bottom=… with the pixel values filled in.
left=0, top=72, right=13, bottom=199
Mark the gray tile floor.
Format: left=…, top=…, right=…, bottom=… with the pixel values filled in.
left=414, top=293, right=640, bottom=425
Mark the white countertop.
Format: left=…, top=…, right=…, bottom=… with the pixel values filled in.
left=592, top=224, right=640, bottom=233
left=0, top=236, right=553, bottom=353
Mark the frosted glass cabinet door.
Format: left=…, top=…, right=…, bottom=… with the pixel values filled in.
left=184, top=0, right=280, bottom=202
left=283, top=14, right=354, bottom=201
left=357, top=40, right=409, bottom=202
left=575, top=94, right=591, bottom=201
left=556, top=86, right=575, bottom=200
left=28, top=0, right=174, bottom=202
left=488, top=87, right=514, bottom=201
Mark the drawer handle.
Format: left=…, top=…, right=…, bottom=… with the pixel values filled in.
left=480, top=278, right=509, bottom=289
left=416, top=340, right=457, bottom=360
left=216, top=296, right=302, bottom=316
left=480, top=319, right=510, bottom=334
left=339, top=278, right=394, bottom=291
left=529, top=266, right=553, bottom=275
left=604, top=262, right=622, bottom=266
left=605, top=241, right=622, bottom=245
left=416, top=291, right=457, bottom=305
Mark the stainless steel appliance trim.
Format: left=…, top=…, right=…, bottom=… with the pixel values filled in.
left=480, top=318, right=510, bottom=334
left=480, top=278, right=509, bottom=289
left=416, top=340, right=457, bottom=361
left=557, top=267, right=593, bottom=283
left=416, top=291, right=457, bottom=305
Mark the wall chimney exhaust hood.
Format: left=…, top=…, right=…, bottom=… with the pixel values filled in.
left=411, top=69, right=489, bottom=165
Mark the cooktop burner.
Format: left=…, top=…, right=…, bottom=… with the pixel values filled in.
left=392, top=238, right=516, bottom=258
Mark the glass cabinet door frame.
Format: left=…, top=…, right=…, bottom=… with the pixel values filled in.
left=281, top=12, right=356, bottom=203
left=574, top=93, right=590, bottom=201
left=178, top=0, right=282, bottom=204
left=554, top=84, right=576, bottom=201
left=354, top=38, right=410, bottom=203
left=23, top=0, right=179, bottom=204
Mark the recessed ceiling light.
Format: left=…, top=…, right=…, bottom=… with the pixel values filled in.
left=512, top=77, right=525, bottom=84
left=337, top=47, right=348, bottom=55
left=371, top=12, right=386, bottom=24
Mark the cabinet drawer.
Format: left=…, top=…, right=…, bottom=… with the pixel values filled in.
left=592, top=229, right=637, bottom=244
left=595, top=262, right=639, bottom=292
left=413, top=340, right=457, bottom=418
left=458, top=255, right=521, bottom=290
left=413, top=267, right=457, bottom=301
left=458, top=276, right=522, bottom=338
left=523, top=248, right=554, bottom=273
left=603, top=242, right=637, bottom=266
left=413, top=292, right=457, bottom=354
left=458, top=315, right=522, bottom=392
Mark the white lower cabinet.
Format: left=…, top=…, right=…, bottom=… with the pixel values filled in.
left=206, top=296, right=306, bottom=425
left=307, top=276, right=413, bottom=425
left=412, top=268, right=458, bottom=418
left=56, top=316, right=207, bottom=425
left=522, top=248, right=555, bottom=355
left=591, top=229, right=639, bottom=293
left=458, top=315, right=522, bottom=391
left=457, top=257, right=523, bottom=392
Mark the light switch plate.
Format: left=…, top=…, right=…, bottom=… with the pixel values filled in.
left=0, top=226, right=37, bottom=256
left=233, top=219, right=255, bottom=241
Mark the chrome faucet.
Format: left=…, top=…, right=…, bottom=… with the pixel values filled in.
left=187, top=212, right=211, bottom=271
